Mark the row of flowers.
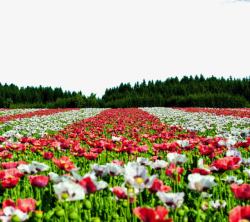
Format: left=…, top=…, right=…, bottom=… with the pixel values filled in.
left=0, top=108, right=105, bottom=139
left=0, top=108, right=249, bottom=221
left=0, top=108, right=79, bottom=123
left=0, top=109, right=42, bottom=117
left=143, top=107, right=250, bottom=142
left=175, top=107, right=250, bottom=119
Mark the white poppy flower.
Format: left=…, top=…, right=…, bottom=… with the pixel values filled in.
left=53, top=180, right=85, bottom=201
left=188, top=173, right=216, bottom=192
left=95, top=180, right=108, bottom=191
left=176, top=140, right=190, bottom=148
left=201, top=192, right=212, bottom=198
left=225, top=138, right=237, bottom=148
left=197, top=158, right=205, bottom=169
left=209, top=200, right=226, bottom=209
left=0, top=206, right=29, bottom=222
left=110, top=186, right=139, bottom=200
left=156, top=191, right=185, bottom=208
left=91, top=164, right=107, bottom=177
left=151, top=160, right=168, bottom=170
left=124, top=162, right=155, bottom=190
left=105, top=163, right=124, bottom=176
left=218, top=140, right=226, bottom=147
left=49, top=172, right=75, bottom=184
left=242, top=158, right=250, bottom=166
left=71, top=171, right=108, bottom=193
left=91, top=163, right=124, bottom=177
left=136, top=157, right=152, bottom=166
left=112, top=136, right=121, bottom=142
left=221, top=176, right=243, bottom=185
left=167, top=152, right=187, bottom=164
left=17, top=161, right=49, bottom=174
left=226, top=149, right=242, bottom=158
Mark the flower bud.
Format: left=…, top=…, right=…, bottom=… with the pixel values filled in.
left=69, top=211, right=78, bottom=220
left=55, top=208, right=64, bottom=217
left=44, top=210, right=54, bottom=221
left=34, top=210, right=43, bottom=218
left=112, top=214, right=119, bottom=219
left=178, top=209, right=185, bottom=216
left=122, top=200, right=129, bottom=207
left=83, top=200, right=92, bottom=209
left=91, top=217, right=101, bottom=222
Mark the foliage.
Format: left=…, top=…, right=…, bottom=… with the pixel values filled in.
left=0, top=75, right=250, bottom=108
left=102, top=75, right=250, bottom=108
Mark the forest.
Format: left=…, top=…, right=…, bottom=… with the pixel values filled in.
left=0, top=75, right=249, bottom=108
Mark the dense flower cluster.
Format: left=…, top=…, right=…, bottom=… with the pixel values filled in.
left=143, top=107, right=250, bottom=141
left=0, top=108, right=104, bottom=139
left=0, top=109, right=40, bottom=117
left=0, top=108, right=78, bottom=123
left=0, top=108, right=249, bottom=221
left=176, top=107, right=250, bottom=119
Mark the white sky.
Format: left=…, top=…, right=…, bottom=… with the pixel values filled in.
left=0, top=0, right=250, bottom=97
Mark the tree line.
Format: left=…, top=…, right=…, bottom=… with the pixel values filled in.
left=0, top=84, right=101, bottom=108
left=0, top=75, right=249, bottom=108
left=102, top=75, right=250, bottom=108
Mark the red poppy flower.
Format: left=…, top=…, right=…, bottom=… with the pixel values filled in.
left=19, top=137, right=29, bottom=143
left=198, top=145, right=215, bottom=157
left=229, top=205, right=250, bottom=222
left=112, top=160, right=124, bottom=166
left=137, top=145, right=148, bottom=152
left=134, top=207, right=156, bottom=222
left=165, top=163, right=184, bottom=182
left=1, top=161, right=27, bottom=169
left=1, top=177, right=19, bottom=188
left=0, top=136, right=6, bottom=142
left=111, top=187, right=128, bottom=199
left=17, top=198, right=36, bottom=213
left=1, top=162, right=19, bottom=169
left=231, top=184, right=250, bottom=200
left=191, top=168, right=211, bottom=175
left=133, top=206, right=173, bottom=222
left=43, top=152, right=54, bottom=160
left=83, top=152, right=99, bottom=160
left=89, top=148, right=103, bottom=154
left=6, top=143, right=26, bottom=151
left=149, top=178, right=171, bottom=193
left=0, top=168, right=24, bottom=179
left=53, top=156, right=76, bottom=172
left=111, top=186, right=135, bottom=203
left=51, top=141, right=61, bottom=149
left=0, top=150, right=12, bottom=159
left=0, top=168, right=23, bottom=188
left=1, top=198, right=37, bottom=214
left=211, top=156, right=241, bottom=171
left=79, top=177, right=97, bottom=193
left=29, top=175, right=49, bottom=187
left=2, top=199, right=15, bottom=208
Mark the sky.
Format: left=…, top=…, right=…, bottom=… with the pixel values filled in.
left=0, top=0, right=250, bottom=97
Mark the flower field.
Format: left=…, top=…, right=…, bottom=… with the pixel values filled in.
left=0, top=108, right=249, bottom=222
left=175, top=108, right=250, bottom=119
